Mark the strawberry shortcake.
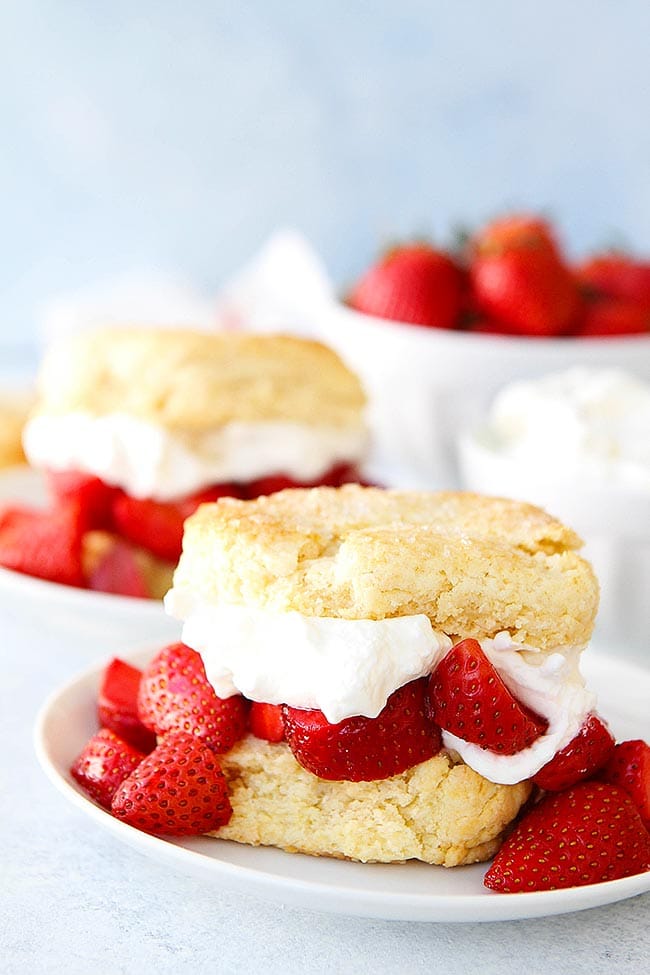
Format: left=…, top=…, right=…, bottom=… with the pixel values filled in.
left=70, top=486, right=650, bottom=887
left=2, top=329, right=367, bottom=598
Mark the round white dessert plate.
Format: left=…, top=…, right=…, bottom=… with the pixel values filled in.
left=0, top=466, right=179, bottom=647
left=35, top=646, right=650, bottom=923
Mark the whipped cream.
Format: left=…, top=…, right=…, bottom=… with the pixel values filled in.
left=23, top=412, right=367, bottom=501
left=164, top=593, right=452, bottom=724
left=481, top=367, right=650, bottom=491
left=164, top=591, right=595, bottom=783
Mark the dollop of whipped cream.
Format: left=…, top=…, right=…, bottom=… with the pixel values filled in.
left=23, top=412, right=367, bottom=501
left=164, top=591, right=596, bottom=784
left=482, top=367, right=650, bottom=490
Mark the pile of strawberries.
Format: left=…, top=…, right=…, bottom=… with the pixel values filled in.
left=72, top=639, right=650, bottom=893
left=0, top=463, right=358, bottom=597
left=348, top=215, right=650, bottom=338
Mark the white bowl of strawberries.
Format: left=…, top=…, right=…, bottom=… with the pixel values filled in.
left=310, top=217, right=650, bottom=488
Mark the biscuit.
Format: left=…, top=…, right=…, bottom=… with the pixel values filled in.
left=0, top=391, right=31, bottom=468
left=215, top=736, right=532, bottom=866
left=174, top=485, right=599, bottom=650
left=31, top=328, right=366, bottom=430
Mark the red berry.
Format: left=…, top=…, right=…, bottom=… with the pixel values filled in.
left=71, top=729, right=146, bottom=809
left=98, top=658, right=157, bottom=753
left=47, top=470, right=117, bottom=531
left=484, top=782, right=650, bottom=892
left=249, top=703, right=285, bottom=743
left=533, top=714, right=615, bottom=791
left=138, top=643, right=249, bottom=754
left=111, top=732, right=232, bottom=836
left=87, top=540, right=151, bottom=600
left=112, top=494, right=186, bottom=563
left=600, top=739, right=650, bottom=829
left=576, top=254, right=650, bottom=308
left=572, top=298, right=650, bottom=337
left=0, top=501, right=85, bottom=587
left=282, top=677, right=441, bottom=781
left=428, top=639, right=547, bottom=755
left=348, top=244, right=463, bottom=329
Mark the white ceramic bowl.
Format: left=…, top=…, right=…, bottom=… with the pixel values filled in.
left=458, top=434, right=650, bottom=667
left=0, top=466, right=180, bottom=651
left=307, top=303, right=650, bottom=489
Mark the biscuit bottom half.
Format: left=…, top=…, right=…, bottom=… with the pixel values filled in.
left=212, top=736, right=532, bottom=867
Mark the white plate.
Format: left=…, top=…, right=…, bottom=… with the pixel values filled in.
left=0, top=466, right=179, bottom=648
left=34, top=646, right=650, bottom=923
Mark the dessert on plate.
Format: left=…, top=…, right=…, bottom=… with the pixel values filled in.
left=69, top=485, right=650, bottom=889
left=0, top=328, right=367, bottom=598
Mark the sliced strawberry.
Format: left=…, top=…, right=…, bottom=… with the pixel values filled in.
left=98, top=658, right=157, bottom=753
left=88, top=539, right=151, bottom=599
left=348, top=244, right=463, bottom=329
left=282, top=677, right=441, bottom=781
left=428, top=639, right=548, bottom=755
left=111, top=732, right=232, bottom=836
left=600, top=740, right=650, bottom=829
left=246, top=463, right=363, bottom=499
left=245, top=474, right=299, bottom=497
left=112, top=494, right=185, bottom=563
left=138, top=642, right=249, bottom=754
left=0, top=501, right=85, bottom=587
left=484, top=781, right=650, bottom=892
left=174, top=483, right=242, bottom=519
left=70, top=729, right=146, bottom=809
left=47, top=470, right=117, bottom=531
left=249, top=703, right=285, bottom=743
left=533, top=714, right=615, bottom=792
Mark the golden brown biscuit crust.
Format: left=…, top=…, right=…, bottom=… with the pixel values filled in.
left=215, top=736, right=532, bottom=866
left=0, top=391, right=31, bottom=468
left=33, top=328, right=366, bottom=430
left=173, top=485, right=599, bottom=650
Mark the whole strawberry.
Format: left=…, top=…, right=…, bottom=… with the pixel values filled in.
left=573, top=298, right=650, bottom=337
left=138, top=643, right=249, bottom=754
left=71, top=729, right=146, bottom=809
left=111, top=732, right=232, bottom=836
left=282, top=677, right=441, bottom=781
left=533, top=714, right=615, bottom=792
left=600, top=739, right=650, bottom=829
left=470, top=216, right=580, bottom=337
left=576, top=253, right=650, bottom=309
left=484, top=782, right=650, bottom=892
left=348, top=243, right=463, bottom=329
left=428, top=639, right=547, bottom=755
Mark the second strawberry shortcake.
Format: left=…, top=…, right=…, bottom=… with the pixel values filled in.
left=157, top=485, right=601, bottom=865
left=5, top=328, right=367, bottom=597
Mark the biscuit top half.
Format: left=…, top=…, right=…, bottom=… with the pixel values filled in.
left=32, top=328, right=366, bottom=430
left=172, top=485, right=599, bottom=651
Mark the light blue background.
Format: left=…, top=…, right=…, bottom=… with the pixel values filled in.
left=2, top=0, right=650, bottom=357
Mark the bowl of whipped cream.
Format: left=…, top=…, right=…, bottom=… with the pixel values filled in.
left=457, top=367, right=650, bottom=665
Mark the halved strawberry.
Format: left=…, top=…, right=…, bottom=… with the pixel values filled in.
left=138, top=643, right=249, bottom=754
left=348, top=244, right=463, bottom=329
left=282, top=677, right=441, bottom=781
left=111, top=732, right=232, bottom=836
left=47, top=470, right=117, bottom=531
left=70, top=729, right=146, bottom=809
left=112, top=484, right=240, bottom=562
left=427, top=639, right=548, bottom=755
left=484, top=782, right=650, bottom=892
left=600, top=740, right=650, bottom=829
left=249, top=703, right=285, bottom=743
left=87, top=540, right=151, bottom=600
left=98, top=658, right=157, bottom=753
left=533, top=714, right=615, bottom=792
left=0, top=501, right=85, bottom=587
left=112, top=494, right=185, bottom=563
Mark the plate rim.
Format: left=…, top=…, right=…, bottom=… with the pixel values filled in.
left=33, top=645, right=650, bottom=923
